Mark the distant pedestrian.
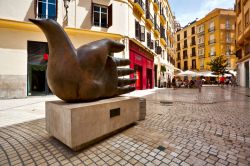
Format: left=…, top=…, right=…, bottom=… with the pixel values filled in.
left=172, top=76, right=176, bottom=90
left=220, top=76, right=225, bottom=88
left=196, top=77, right=202, bottom=93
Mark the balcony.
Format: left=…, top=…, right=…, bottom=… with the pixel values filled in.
left=226, top=38, right=232, bottom=44
left=134, top=0, right=145, bottom=16
left=160, top=32, right=167, bottom=46
left=145, top=11, right=154, bottom=29
left=198, top=42, right=205, bottom=47
left=208, top=26, right=215, bottom=32
left=154, top=24, right=160, bottom=37
left=208, top=39, right=216, bottom=44
left=225, top=24, right=232, bottom=30
left=160, top=13, right=166, bottom=25
left=199, top=54, right=205, bottom=59
left=209, top=52, right=216, bottom=56
left=198, top=30, right=205, bottom=36
left=153, top=0, right=160, bottom=12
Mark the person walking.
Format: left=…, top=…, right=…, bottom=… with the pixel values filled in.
left=172, top=76, right=176, bottom=90
left=196, top=77, right=202, bottom=93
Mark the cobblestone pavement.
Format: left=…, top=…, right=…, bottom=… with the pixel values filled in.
left=0, top=87, right=250, bottom=166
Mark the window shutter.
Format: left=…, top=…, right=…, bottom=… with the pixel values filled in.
left=140, top=25, right=145, bottom=42
left=135, top=21, right=140, bottom=40
left=91, top=3, right=93, bottom=25
left=34, top=0, right=37, bottom=18
left=108, top=4, right=113, bottom=27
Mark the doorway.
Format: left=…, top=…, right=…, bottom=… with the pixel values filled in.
left=146, top=68, right=152, bottom=89
left=134, top=65, right=143, bottom=90
left=245, top=61, right=249, bottom=88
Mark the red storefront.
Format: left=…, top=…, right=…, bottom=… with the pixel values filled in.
left=129, top=40, right=154, bottom=90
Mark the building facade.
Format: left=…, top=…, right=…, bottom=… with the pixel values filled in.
left=175, top=21, right=198, bottom=71
left=0, top=0, right=175, bottom=98
left=174, top=9, right=237, bottom=72
left=196, top=9, right=237, bottom=71
left=235, top=0, right=250, bottom=88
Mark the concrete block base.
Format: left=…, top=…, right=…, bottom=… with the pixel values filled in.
left=46, top=96, right=139, bottom=151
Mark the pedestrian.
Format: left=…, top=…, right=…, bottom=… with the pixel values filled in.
left=220, top=76, right=225, bottom=88
left=167, top=76, right=171, bottom=88
left=196, top=77, right=202, bottom=93
left=172, top=76, right=176, bottom=90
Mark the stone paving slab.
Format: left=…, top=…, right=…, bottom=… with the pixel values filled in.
left=0, top=87, right=250, bottom=166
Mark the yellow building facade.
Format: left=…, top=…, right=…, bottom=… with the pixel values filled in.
left=174, top=8, right=237, bottom=72
left=175, top=21, right=197, bottom=71
left=196, top=8, right=237, bottom=71
left=235, top=0, right=250, bottom=88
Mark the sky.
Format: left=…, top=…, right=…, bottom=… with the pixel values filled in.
left=168, top=0, right=235, bottom=27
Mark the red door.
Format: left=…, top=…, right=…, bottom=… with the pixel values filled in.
left=135, top=65, right=142, bottom=90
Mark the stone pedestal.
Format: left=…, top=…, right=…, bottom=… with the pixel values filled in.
left=45, top=96, right=139, bottom=151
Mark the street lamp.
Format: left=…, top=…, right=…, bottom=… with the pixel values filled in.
left=63, top=0, right=71, bottom=19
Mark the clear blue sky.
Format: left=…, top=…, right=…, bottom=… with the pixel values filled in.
left=168, top=0, right=235, bottom=27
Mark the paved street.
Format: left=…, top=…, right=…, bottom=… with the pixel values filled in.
left=0, top=87, right=250, bottom=166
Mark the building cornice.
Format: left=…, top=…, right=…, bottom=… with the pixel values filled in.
left=0, top=18, right=123, bottom=39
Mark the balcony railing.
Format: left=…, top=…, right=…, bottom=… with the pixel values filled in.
left=209, top=52, right=216, bottom=56
left=208, top=39, right=216, bottom=44
left=198, top=42, right=205, bottom=47
left=226, top=38, right=232, bottom=43
left=208, top=26, right=215, bottom=32
left=225, top=24, right=231, bottom=30
left=198, top=30, right=205, bottom=35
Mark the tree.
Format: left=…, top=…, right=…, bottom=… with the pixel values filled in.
left=207, top=55, right=228, bottom=75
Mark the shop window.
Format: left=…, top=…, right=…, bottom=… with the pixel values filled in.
left=92, top=4, right=112, bottom=28
left=36, top=0, right=57, bottom=20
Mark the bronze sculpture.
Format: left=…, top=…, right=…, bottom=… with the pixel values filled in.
left=29, top=19, right=135, bottom=102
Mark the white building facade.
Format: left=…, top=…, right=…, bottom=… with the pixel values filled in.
left=0, top=0, right=175, bottom=98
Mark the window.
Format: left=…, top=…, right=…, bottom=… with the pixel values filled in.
left=135, top=21, right=145, bottom=42
left=184, top=61, right=188, bottom=70
left=192, top=26, right=195, bottom=35
left=245, top=10, right=249, bottom=28
left=147, top=33, right=151, bottom=47
left=177, top=52, right=181, bottom=60
left=177, top=43, right=180, bottom=50
left=192, top=47, right=196, bottom=56
left=198, top=48, right=204, bottom=55
left=135, top=21, right=140, bottom=39
left=184, top=31, right=187, bottom=38
left=191, top=36, right=195, bottom=45
left=140, top=25, right=145, bottom=42
left=177, top=34, right=180, bottom=41
left=93, top=4, right=112, bottom=28
left=237, top=1, right=241, bottom=14
left=210, top=47, right=215, bottom=56
left=177, top=63, right=181, bottom=69
left=183, top=50, right=187, bottom=59
left=184, top=40, right=187, bottom=48
left=192, top=59, right=196, bottom=69
left=37, top=0, right=57, bottom=20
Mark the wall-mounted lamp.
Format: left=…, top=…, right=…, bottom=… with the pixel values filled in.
left=63, top=0, right=71, bottom=19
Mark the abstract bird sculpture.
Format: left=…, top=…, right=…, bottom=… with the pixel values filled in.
left=29, top=19, right=136, bottom=102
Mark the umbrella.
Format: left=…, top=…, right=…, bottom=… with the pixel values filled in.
left=177, top=70, right=200, bottom=76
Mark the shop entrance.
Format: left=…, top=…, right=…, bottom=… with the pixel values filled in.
left=146, top=68, right=152, bottom=89
left=27, top=41, right=51, bottom=96
left=134, top=65, right=143, bottom=90
left=245, top=61, right=249, bottom=88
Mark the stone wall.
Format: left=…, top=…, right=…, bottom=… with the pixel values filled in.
left=0, top=75, right=26, bottom=98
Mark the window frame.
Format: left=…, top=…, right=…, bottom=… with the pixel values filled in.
left=92, top=4, right=109, bottom=28
left=36, top=0, right=57, bottom=20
